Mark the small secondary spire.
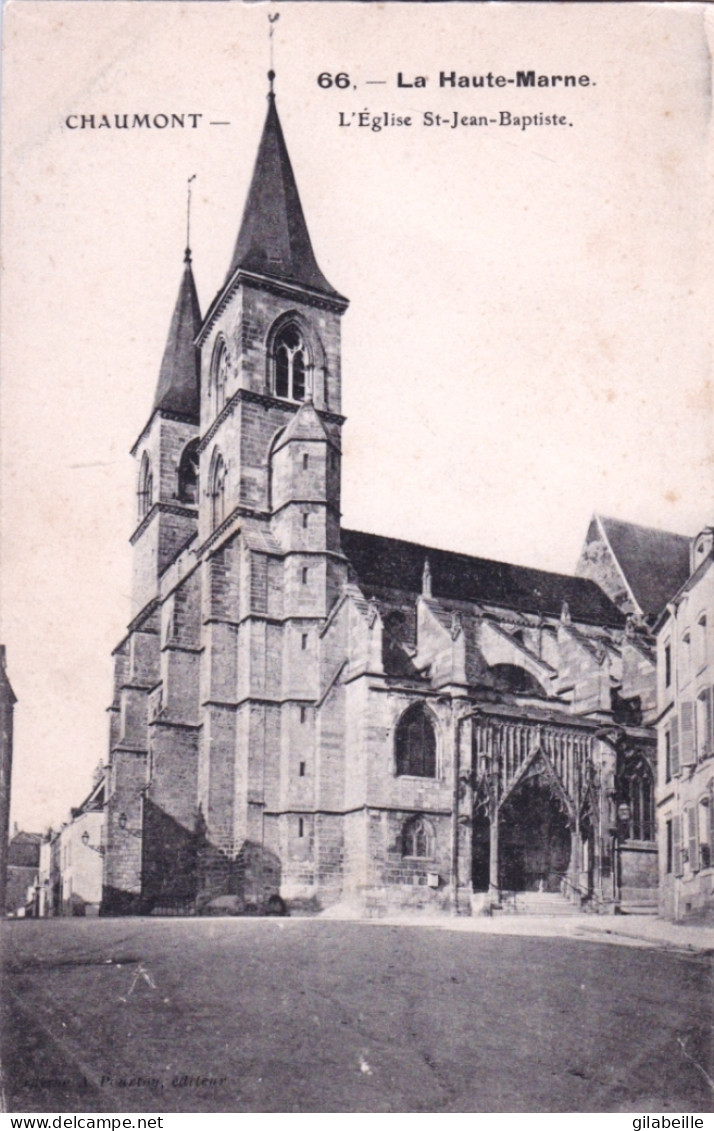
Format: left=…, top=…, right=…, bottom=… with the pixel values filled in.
left=153, top=249, right=202, bottom=420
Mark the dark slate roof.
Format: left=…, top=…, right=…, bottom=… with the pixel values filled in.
left=153, top=252, right=202, bottom=420
left=8, top=832, right=41, bottom=868
left=225, top=95, right=343, bottom=300
left=599, top=515, right=691, bottom=620
left=341, top=529, right=625, bottom=627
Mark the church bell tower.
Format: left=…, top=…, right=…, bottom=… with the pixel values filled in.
left=130, top=249, right=202, bottom=614
left=104, top=247, right=202, bottom=912
left=193, top=74, right=350, bottom=896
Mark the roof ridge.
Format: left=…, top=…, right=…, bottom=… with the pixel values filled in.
left=342, top=527, right=618, bottom=588
left=341, top=528, right=624, bottom=628
left=598, top=513, right=690, bottom=541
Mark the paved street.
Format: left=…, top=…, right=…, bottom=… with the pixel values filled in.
left=2, top=917, right=712, bottom=1113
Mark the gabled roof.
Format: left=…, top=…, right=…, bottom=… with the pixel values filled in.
left=153, top=251, right=202, bottom=420
left=225, top=94, right=343, bottom=300
left=598, top=515, right=690, bottom=621
left=272, top=400, right=330, bottom=454
left=341, top=530, right=624, bottom=627
left=654, top=545, right=714, bottom=631
left=73, top=774, right=106, bottom=817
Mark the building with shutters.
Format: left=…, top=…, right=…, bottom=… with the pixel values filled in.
left=96, top=77, right=697, bottom=918
left=0, top=646, right=16, bottom=913
left=655, top=527, right=714, bottom=921
left=5, top=829, right=41, bottom=916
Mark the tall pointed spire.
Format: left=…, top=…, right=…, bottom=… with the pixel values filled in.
left=153, top=250, right=202, bottom=420
left=225, top=77, right=341, bottom=299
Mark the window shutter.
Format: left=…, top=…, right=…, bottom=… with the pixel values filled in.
left=696, top=694, right=707, bottom=761
left=699, top=801, right=712, bottom=869
left=670, top=715, right=680, bottom=775
left=673, top=814, right=683, bottom=876
left=708, top=687, right=714, bottom=757
left=702, top=689, right=713, bottom=760
left=681, top=702, right=695, bottom=767
left=687, top=806, right=699, bottom=872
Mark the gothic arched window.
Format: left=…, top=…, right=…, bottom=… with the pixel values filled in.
left=274, top=324, right=307, bottom=402
left=178, top=440, right=199, bottom=505
left=137, top=452, right=153, bottom=520
left=209, top=451, right=226, bottom=531
left=395, top=703, right=437, bottom=778
left=212, top=339, right=228, bottom=414
left=622, top=756, right=654, bottom=841
left=402, top=815, right=435, bottom=859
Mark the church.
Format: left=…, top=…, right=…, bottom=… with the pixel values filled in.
left=101, top=77, right=678, bottom=918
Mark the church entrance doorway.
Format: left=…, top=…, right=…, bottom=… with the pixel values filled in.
left=472, top=808, right=490, bottom=893
left=498, top=776, right=572, bottom=893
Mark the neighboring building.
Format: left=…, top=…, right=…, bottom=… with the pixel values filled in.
left=5, top=829, right=41, bottom=916
left=37, top=832, right=54, bottom=917
left=576, top=514, right=696, bottom=911
left=58, top=778, right=105, bottom=916
left=45, top=828, right=62, bottom=917
left=0, top=646, right=17, bottom=912
left=655, top=526, right=714, bottom=922
left=101, top=80, right=665, bottom=918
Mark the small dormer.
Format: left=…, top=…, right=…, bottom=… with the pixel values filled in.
left=690, top=526, right=714, bottom=574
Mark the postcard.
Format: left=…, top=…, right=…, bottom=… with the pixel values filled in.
left=1, top=1, right=712, bottom=1116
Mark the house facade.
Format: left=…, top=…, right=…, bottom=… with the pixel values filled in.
left=98, top=81, right=671, bottom=918
left=60, top=781, right=105, bottom=916
left=5, top=829, right=41, bottom=916
left=0, top=646, right=16, bottom=913
left=656, top=527, right=714, bottom=921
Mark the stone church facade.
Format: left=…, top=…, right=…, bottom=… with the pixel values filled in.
left=102, top=85, right=667, bottom=917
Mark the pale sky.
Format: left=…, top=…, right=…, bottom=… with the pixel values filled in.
left=2, top=2, right=713, bottom=833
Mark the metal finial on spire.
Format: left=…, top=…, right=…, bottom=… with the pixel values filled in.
left=268, top=12, right=279, bottom=96
left=185, top=174, right=196, bottom=262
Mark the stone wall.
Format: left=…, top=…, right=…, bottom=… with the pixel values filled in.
left=103, top=751, right=147, bottom=911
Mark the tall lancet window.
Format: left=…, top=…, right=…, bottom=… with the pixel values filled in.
left=395, top=704, right=437, bottom=778
left=212, top=339, right=228, bottom=414
left=274, top=324, right=306, bottom=402
left=622, top=755, right=655, bottom=842
left=137, top=452, right=153, bottom=520
left=209, top=451, right=226, bottom=531
left=178, top=440, right=199, bottom=505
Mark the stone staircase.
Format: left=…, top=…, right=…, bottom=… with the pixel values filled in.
left=491, top=890, right=583, bottom=917
left=618, top=892, right=659, bottom=916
